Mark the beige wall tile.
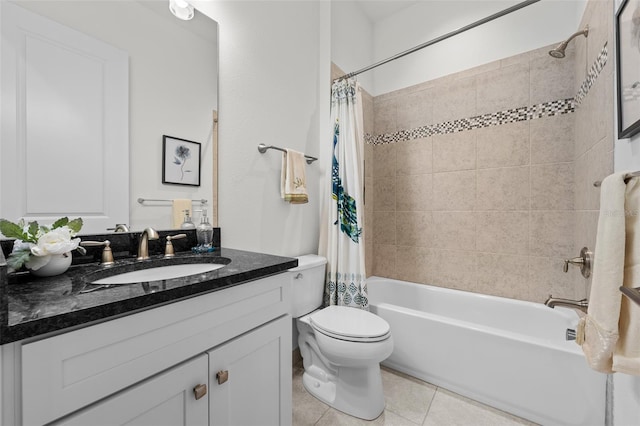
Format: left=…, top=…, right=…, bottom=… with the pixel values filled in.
left=530, top=211, right=574, bottom=257
left=574, top=152, right=589, bottom=211
left=530, top=114, right=575, bottom=165
left=476, top=121, right=530, bottom=169
left=365, top=238, right=373, bottom=278
left=373, top=144, right=397, bottom=178
left=529, top=256, right=577, bottom=302
left=476, top=211, right=529, bottom=255
left=586, top=136, right=614, bottom=210
left=432, top=249, right=477, bottom=292
left=476, top=253, right=530, bottom=299
left=373, top=244, right=396, bottom=278
left=432, top=170, right=476, bottom=211
left=396, top=246, right=433, bottom=284
left=586, top=0, right=612, bottom=70
left=397, top=88, right=433, bottom=131
left=362, top=91, right=375, bottom=136
left=397, top=211, right=433, bottom=247
left=530, top=46, right=575, bottom=105
left=531, top=163, right=574, bottom=210
left=364, top=143, right=373, bottom=178
left=373, top=211, right=396, bottom=245
left=432, top=76, right=476, bottom=124
left=373, top=177, right=396, bottom=211
left=433, top=211, right=476, bottom=250
left=373, top=96, right=397, bottom=135
left=476, top=63, right=529, bottom=115
left=396, top=174, right=432, bottom=212
left=476, top=167, right=530, bottom=211
left=396, top=137, right=432, bottom=175
left=574, top=210, right=599, bottom=263
left=432, top=132, right=476, bottom=173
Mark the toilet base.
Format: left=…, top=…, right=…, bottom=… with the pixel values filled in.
left=302, top=364, right=386, bottom=420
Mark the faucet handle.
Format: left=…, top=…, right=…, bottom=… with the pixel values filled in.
left=563, top=247, right=592, bottom=278
left=80, top=240, right=114, bottom=266
left=164, top=233, right=187, bottom=258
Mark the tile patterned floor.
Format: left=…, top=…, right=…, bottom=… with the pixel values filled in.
left=292, top=366, right=537, bottom=426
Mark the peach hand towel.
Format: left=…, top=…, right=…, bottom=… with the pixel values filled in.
left=281, top=149, right=308, bottom=204
left=171, top=199, right=192, bottom=229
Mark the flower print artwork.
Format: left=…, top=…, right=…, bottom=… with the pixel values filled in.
left=162, top=135, right=201, bottom=186
left=174, top=144, right=192, bottom=181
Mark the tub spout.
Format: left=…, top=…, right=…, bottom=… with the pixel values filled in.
left=544, top=295, right=589, bottom=313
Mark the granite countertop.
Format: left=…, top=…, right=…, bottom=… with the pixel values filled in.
left=0, top=245, right=297, bottom=344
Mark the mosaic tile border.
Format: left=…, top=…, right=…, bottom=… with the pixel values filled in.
left=365, top=43, right=608, bottom=146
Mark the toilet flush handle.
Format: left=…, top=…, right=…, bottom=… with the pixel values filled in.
left=294, top=273, right=303, bottom=279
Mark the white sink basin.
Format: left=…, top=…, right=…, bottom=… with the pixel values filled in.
left=92, top=263, right=226, bottom=285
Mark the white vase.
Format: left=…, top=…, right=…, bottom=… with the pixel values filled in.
left=30, top=253, right=72, bottom=277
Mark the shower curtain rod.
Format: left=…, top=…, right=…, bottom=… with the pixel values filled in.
left=335, top=0, right=541, bottom=82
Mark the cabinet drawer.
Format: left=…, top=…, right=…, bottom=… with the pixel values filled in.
left=22, top=273, right=290, bottom=425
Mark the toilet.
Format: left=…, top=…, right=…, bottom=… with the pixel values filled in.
left=290, top=255, right=393, bottom=420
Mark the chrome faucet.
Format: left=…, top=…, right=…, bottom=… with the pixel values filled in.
left=137, top=227, right=159, bottom=260
left=544, top=295, right=589, bottom=313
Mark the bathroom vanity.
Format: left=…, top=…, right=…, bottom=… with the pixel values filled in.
left=0, top=239, right=296, bottom=426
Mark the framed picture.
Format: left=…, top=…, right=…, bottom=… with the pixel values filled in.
left=162, top=135, right=201, bottom=186
left=617, top=0, right=640, bottom=138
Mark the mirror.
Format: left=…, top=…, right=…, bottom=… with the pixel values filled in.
left=0, top=0, right=218, bottom=234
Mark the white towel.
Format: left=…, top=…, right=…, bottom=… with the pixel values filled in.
left=281, top=149, right=308, bottom=204
left=171, top=199, right=192, bottom=229
left=578, top=172, right=640, bottom=375
left=614, top=177, right=640, bottom=375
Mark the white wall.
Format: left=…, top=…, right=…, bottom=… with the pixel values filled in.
left=331, top=1, right=374, bottom=92
left=193, top=0, right=330, bottom=256
left=370, top=0, right=587, bottom=95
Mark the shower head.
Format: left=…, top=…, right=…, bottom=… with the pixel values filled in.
left=549, top=25, right=589, bottom=59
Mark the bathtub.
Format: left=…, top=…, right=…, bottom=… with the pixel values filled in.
left=367, top=276, right=606, bottom=426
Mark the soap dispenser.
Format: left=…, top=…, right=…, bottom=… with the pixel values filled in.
left=196, top=208, right=214, bottom=249
left=180, top=210, right=196, bottom=229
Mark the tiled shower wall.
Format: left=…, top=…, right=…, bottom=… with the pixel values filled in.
left=365, top=0, right=613, bottom=302
left=572, top=0, right=615, bottom=300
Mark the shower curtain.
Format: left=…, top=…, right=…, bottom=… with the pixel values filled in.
left=319, top=78, right=368, bottom=310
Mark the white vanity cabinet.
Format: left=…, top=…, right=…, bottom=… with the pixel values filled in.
left=5, top=273, right=292, bottom=426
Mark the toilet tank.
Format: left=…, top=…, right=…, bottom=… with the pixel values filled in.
left=289, top=254, right=327, bottom=317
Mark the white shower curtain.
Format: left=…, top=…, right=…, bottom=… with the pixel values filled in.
left=318, top=78, right=368, bottom=309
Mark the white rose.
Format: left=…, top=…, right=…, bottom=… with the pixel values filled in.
left=30, top=227, right=80, bottom=256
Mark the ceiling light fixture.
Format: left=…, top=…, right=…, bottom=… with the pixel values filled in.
left=169, top=0, right=194, bottom=21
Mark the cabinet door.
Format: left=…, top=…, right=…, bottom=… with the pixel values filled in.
left=209, top=316, right=292, bottom=426
left=55, top=355, right=209, bottom=426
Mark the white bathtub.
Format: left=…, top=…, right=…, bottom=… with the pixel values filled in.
left=367, top=276, right=606, bottom=426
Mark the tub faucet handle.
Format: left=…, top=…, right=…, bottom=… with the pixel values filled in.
left=563, top=247, right=592, bottom=278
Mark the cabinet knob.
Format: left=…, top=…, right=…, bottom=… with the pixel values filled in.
left=193, top=383, right=207, bottom=400
left=216, top=370, right=229, bottom=385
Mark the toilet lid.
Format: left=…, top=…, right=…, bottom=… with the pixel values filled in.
left=309, top=306, right=391, bottom=342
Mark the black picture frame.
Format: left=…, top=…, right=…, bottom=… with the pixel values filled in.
left=162, top=135, right=201, bottom=186
left=617, top=0, right=640, bottom=138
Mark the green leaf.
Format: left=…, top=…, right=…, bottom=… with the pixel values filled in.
left=67, top=218, right=83, bottom=233
left=0, top=219, right=29, bottom=241
left=6, top=249, right=31, bottom=271
left=51, top=217, right=69, bottom=229
left=28, top=221, right=39, bottom=238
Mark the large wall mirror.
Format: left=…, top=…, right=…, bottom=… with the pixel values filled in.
left=0, top=0, right=218, bottom=234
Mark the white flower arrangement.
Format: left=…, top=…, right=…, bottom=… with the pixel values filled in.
left=0, top=217, right=85, bottom=272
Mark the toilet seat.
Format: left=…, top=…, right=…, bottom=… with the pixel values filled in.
left=309, top=305, right=390, bottom=342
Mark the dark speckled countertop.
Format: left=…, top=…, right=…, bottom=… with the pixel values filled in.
left=0, top=229, right=297, bottom=344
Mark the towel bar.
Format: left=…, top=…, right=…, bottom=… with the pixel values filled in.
left=257, top=144, right=318, bottom=164
left=137, top=198, right=207, bottom=204
left=620, top=287, right=640, bottom=307
left=593, top=171, right=640, bottom=187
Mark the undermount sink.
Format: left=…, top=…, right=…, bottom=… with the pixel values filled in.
left=92, top=263, right=227, bottom=285
left=79, top=256, right=231, bottom=289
